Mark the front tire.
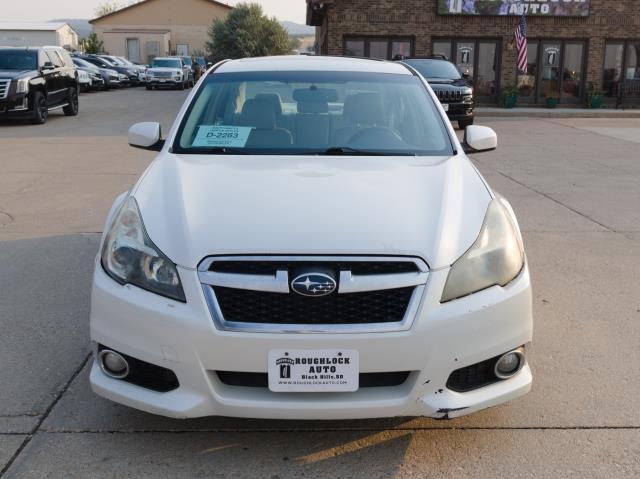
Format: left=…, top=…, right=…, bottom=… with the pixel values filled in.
left=30, top=92, right=48, bottom=125
left=63, top=87, right=79, bottom=116
left=146, top=85, right=152, bottom=91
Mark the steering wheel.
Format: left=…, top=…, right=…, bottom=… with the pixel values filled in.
left=347, top=126, right=406, bottom=149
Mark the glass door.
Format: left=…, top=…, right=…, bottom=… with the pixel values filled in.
left=561, top=43, right=584, bottom=102
left=476, top=41, right=498, bottom=99
left=540, top=41, right=561, bottom=101
left=455, top=42, right=475, bottom=78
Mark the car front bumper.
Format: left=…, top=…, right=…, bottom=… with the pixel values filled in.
left=147, top=79, right=183, bottom=87
left=444, top=102, right=475, bottom=121
left=0, top=91, right=32, bottom=117
left=90, top=259, right=532, bottom=420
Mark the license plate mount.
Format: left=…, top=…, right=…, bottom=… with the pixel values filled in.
left=268, top=349, right=359, bottom=392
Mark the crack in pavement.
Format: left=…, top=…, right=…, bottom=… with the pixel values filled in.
left=0, top=354, right=91, bottom=478
left=33, top=426, right=640, bottom=434
left=476, top=163, right=640, bottom=243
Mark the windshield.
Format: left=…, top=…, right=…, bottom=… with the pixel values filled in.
left=403, top=60, right=462, bottom=80
left=98, top=56, right=116, bottom=66
left=152, top=59, right=181, bottom=69
left=174, top=70, right=452, bottom=156
left=0, top=51, right=37, bottom=70
left=73, top=57, right=99, bottom=71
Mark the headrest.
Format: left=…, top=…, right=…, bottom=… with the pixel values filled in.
left=239, top=98, right=276, bottom=130
left=343, top=92, right=386, bottom=126
left=254, top=93, right=282, bottom=115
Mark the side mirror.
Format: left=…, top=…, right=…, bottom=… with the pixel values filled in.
left=42, top=61, right=55, bottom=71
left=463, top=125, right=497, bottom=154
left=207, top=62, right=213, bottom=68
left=128, top=122, right=165, bottom=151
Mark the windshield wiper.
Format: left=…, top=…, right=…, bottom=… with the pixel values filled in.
left=320, top=146, right=415, bottom=156
left=196, top=147, right=249, bottom=155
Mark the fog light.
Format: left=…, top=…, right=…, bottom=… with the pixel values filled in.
left=494, top=348, right=524, bottom=379
left=98, top=349, right=130, bottom=379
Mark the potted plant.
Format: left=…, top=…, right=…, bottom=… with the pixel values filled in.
left=587, top=82, right=604, bottom=109
left=501, top=84, right=519, bottom=108
left=543, top=88, right=559, bottom=108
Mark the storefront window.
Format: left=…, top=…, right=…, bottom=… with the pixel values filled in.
left=517, top=43, right=538, bottom=98
left=345, top=39, right=364, bottom=57
left=433, top=41, right=451, bottom=60
left=433, top=38, right=500, bottom=102
left=603, top=43, right=624, bottom=97
left=343, top=37, right=413, bottom=60
left=369, top=41, right=387, bottom=59
left=626, top=42, right=639, bottom=80
left=391, top=41, right=411, bottom=59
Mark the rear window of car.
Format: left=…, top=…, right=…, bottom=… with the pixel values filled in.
left=174, top=70, right=453, bottom=156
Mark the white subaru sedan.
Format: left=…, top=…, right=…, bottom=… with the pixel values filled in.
left=90, top=56, right=532, bottom=420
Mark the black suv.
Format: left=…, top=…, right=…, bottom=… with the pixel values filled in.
left=400, top=56, right=475, bottom=129
left=0, top=46, right=79, bottom=124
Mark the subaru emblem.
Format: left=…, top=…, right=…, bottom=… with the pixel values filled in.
left=291, top=273, right=337, bottom=297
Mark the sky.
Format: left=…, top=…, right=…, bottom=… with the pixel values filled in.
left=1, top=0, right=307, bottom=23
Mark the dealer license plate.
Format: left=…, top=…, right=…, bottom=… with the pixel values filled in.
left=268, top=349, right=359, bottom=392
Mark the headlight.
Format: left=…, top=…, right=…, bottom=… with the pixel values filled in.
left=441, top=199, right=524, bottom=302
left=101, top=197, right=186, bottom=302
left=15, top=78, right=30, bottom=94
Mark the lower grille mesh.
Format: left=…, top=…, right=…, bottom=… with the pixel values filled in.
left=212, top=286, right=415, bottom=325
left=216, top=371, right=411, bottom=388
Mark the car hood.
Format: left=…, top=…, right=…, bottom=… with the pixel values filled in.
left=0, top=69, right=37, bottom=79
left=133, top=154, right=491, bottom=270
left=428, top=78, right=470, bottom=87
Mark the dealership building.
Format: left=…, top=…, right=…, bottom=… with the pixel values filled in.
left=307, top=0, right=640, bottom=106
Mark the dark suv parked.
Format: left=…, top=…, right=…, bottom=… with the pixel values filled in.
left=0, top=46, right=79, bottom=124
left=400, top=56, right=475, bottom=129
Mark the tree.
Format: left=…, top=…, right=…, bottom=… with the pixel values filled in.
left=95, top=1, right=121, bottom=17
left=95, top=0, right=141, bottom=18
left=205, top=3, right=293, bottom=62
left=82, top=32, right=104, bottom=54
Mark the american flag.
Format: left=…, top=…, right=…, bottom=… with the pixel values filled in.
left=515, top=11, right=528, bottom=73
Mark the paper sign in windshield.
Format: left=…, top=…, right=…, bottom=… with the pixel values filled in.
left=192, top=125, right=253, bottom=148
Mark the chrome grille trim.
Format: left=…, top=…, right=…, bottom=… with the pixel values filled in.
left=0, top=79, right=10, bottom=100
left=198, top=256, right=429, bottom=334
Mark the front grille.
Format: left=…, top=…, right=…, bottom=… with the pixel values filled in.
left=153, top=71, right=173, bottom=78
left=212, top=286, right=414, bottom=325
left=0, top=79, right=10, bottom=100
left=435, top=89, right=462, bottom=102
left=210, top=260, right=419, bottom=276
left=216, top=371, right=411, bottom=388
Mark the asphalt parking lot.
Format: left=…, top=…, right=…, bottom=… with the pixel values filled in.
left=1, top=88, right=639, bottom=478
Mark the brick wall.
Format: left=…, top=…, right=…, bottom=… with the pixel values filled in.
left=316, top=0, right=640, bottom=103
